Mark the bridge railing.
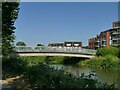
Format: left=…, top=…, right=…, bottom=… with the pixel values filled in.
left=14, top=46, right=96, bottom=55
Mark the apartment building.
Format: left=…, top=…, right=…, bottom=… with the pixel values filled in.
left=88, top=38, right=97, bottom=49
left=88, top=21, right=120, bottom=49
left=48, top=41, right=82, bottom=48
left=64, top=42, right=82, bottom=47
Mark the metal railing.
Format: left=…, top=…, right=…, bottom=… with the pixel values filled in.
left=14, top=46, right=97, bottom=55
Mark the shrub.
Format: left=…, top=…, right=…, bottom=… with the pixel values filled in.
left=79, top=55, right=120, bottom=69
left=2, top=56, right=116, bottom=89
left=2, top=57, right=28, bottom=77
left=24, top=63, right=115, bottom=89
left=96, top=47, right=119, bottom=57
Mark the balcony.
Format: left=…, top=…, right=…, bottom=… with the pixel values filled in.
left=113, top=26, right=120, bottom=29
left=101, top=44, right=106, bottom=47
left=102, top=39, right=106, bottom=41
left=112, top=32, right=120, bottom=34
left=95, top=40, right=100, bottom=43
left=112, top=37, right=120, bottom=40
left=112, top=42, right=120, bottom=46
left=112, top=44, right=120, bottom=46
left=95, top=45, right=99, bottom=47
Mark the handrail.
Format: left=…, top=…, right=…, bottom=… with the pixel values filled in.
left=14, top=46, right=97, bottom=55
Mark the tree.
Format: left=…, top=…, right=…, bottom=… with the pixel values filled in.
left=37, top=44, right=44, bottom=46
left=2, top=2, right=19, bottom=56
left=16, top=41, right=26, bottom=46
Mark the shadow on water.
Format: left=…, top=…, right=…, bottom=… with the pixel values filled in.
left=63, top=57, right=88, bottom=65
left=44, top=56, right=89, bottom=65
left=44, top=56, right=51, bottom=64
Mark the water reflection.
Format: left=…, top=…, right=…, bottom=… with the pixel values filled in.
left=50, top=64, right=118, bottom=85
left=93, top=68, right=118, bottom=84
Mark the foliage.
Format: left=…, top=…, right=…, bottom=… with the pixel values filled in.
left=24, top=63, right=115, bottom=89
left=2, top=56, right=28, bottom=78
left=37, top=43, right=44, bottom=46
left=96, top=47, right=119, bottom=57
left=20, top=56, right=64, bottom=65
left=2, top=2, right=19, bottom=56
left=63, top=57, right=87, bottom=65
left=2, top=57, right=116, bottom=89
left=78, top=47, right=120, bottom=69
left=79, top=55, right=120, bottom=69
left=44, top=56, right=64, bottom=64
left=21, top=56, right=87, bottom=65
left=16, top=41, right=26, bottom=46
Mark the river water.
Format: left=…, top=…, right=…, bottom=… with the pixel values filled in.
left=50, top=64, right=119, bottom=85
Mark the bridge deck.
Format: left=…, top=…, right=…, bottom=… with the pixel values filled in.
left=15, top=52, right=95, bottom=59
left=14, top=46, right=96, bottom=58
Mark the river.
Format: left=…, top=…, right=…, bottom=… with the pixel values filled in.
left=50, top=64, right=119, bottom=85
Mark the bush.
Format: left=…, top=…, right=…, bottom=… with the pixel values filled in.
left=2, top=57, right=116, bottom=89
left=79, top=55, right=120, bottom=69
left=24, top=63, right=115, bottom=89
left=2, top=57, right=28, bottom=80
left=96, top=47, right=119, bottom=57
left=2, top=57, right=28, bottom=74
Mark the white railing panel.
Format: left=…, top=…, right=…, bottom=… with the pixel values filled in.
left=14, top=46, right=96, bottom=55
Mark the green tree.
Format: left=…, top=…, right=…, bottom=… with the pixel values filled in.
left=2, top=2, right=19, bottom=56
left=37, top=44, right=44, bottom=46
left=16, top=41, right=26, bottom=46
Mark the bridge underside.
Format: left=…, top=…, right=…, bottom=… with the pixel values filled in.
left=15, top=52, right=95, bottom=59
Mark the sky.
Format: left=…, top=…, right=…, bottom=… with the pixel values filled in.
left=14, top=2, right=118, bottom=46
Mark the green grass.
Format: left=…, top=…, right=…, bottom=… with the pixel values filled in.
left=19, top=56, right=85, bottom=65
left=45, top=56, right=65, bottom=64
left=20, top=56, right=64, bottom=64
left=20, top=56, right=46, bottom=63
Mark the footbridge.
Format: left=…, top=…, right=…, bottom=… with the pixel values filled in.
left=14, top=46, right=96, bottom=59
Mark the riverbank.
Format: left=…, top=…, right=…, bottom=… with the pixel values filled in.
left=2, top=57, right=116, bottom=89
left=78, top=47, right=120, bottom=69
left=78, top=55, right=120, bottom=69
left=20, top=56, right=87, bottom=65
left=50, top=64, right=119, bottom=85
left=20, top=55, right=120, bottom=69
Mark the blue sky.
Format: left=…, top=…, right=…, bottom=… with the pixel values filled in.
left=14, top=2, right=118, bottom=46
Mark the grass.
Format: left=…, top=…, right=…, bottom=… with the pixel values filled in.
left=20, top=56, right=46, bottom=63
left=20, top=56, right=86, bottom=65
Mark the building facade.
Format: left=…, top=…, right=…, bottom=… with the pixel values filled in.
left=88, top=21, right=120, bottom=49
left=64, top=42, right=82, bottom=47
left=48, top=41, right=82, bottom=48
